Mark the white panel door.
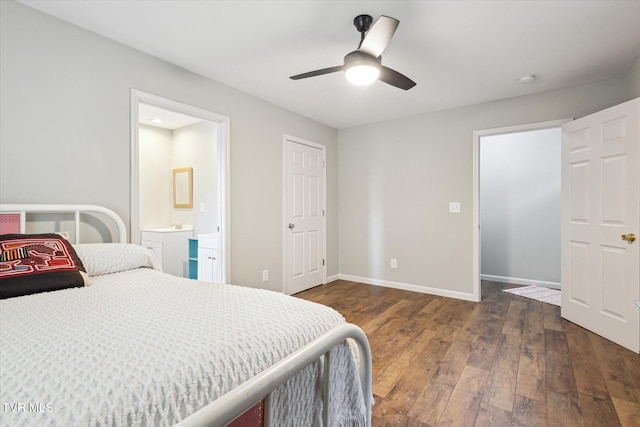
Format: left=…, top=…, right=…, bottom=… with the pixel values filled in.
left=284, top=138, right=325, bottom=295
left=561, top=97, right=639, bottom=353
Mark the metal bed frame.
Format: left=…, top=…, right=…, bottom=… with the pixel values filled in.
left=0, top=203, right=127, bottom=244
left=0, top=203, right=372, bottom=426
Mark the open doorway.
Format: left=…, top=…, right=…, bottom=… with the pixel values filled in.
left=472, top=119, right=569, bottom=301
left=130, top=90, right=230, bottom=283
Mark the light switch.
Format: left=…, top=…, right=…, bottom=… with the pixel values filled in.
left=449, top=202, right=461, bottom=213
left=200, top=202, right=206, bottom=213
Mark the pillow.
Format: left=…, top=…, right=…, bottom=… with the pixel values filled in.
left=0, top=234, right=89, bottom=299
left=73, top=243, right=161, bottom=276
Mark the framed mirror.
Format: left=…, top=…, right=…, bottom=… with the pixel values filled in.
left=173, top=167, right=193, bottom=208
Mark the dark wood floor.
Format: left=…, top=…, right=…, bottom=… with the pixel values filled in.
left=295, top=280, right=640, bottom=426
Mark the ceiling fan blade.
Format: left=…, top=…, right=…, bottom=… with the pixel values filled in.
left=359, top=16, right=399, bottom=57
left=379, top=66, right=416, bottom=90
left=290, top=66, right=344, bottom=80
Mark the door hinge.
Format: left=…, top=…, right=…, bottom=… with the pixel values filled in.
left=323, top=209, right=325, bottom=217
left=322, top=259, right=325, bottom=266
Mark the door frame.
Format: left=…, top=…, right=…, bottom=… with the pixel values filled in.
left=282, top=134, right=326, bottom=294
left=472, top=118, right=570, bottom=301
left=130, top=89, right=231, bottom=284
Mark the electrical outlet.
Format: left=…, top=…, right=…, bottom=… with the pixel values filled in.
left=449, top=202, right=461, bottom=213
left=391, top=259, right=397, bottom=269
left=262, top=269, right=269, bottom=282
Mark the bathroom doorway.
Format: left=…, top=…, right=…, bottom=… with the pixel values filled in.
left=130, top=90, right=230, bottom=283
left=472, top=119, right=569, bottom=301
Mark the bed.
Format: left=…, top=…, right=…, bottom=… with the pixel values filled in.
left=0, top=204, right=372, bottom=427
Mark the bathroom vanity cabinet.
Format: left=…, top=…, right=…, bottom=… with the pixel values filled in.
left=197, top=233, right=221, bottom=283
left=141, top=228, right=194, bottom=277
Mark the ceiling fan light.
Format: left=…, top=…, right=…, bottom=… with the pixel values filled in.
left=345, top=63, right=380, bottom=86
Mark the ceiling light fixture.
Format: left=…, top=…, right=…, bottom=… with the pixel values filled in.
left=150, top=118, right=164, bottom=124
left=345, top=64, right=380, bottom=86
left=344, top=51, right=381, bottom=86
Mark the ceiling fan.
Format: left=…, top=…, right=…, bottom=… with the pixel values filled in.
left=290, top=14, right=416, bottom=90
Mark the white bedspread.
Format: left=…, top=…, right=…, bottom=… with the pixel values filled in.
left=0, top=247, right=366, bottom=426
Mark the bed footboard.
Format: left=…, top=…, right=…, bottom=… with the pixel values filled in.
left=176, top=323, right=372, bottom=427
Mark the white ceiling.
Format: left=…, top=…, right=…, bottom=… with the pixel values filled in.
left=18, top=0, right=640, bottom=129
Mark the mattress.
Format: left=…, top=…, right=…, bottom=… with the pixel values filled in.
left=0, top=244, right=366, bottom=426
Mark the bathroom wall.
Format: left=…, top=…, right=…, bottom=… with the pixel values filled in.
left=139, top=124, right=172, bottom=230
left=139, top=121, right=218, bottom=235
left=172, top=121, right=218, bottom=234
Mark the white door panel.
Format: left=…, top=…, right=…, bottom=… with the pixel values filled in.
left=308, top=230, right=320, bottom=273
left=284, top=138, right=325, bottom=295
left=292, top=173, right=304, bottom=218
left=561, top=97, right=639, bottom=353
left=292, top=231, right=304, bottom=278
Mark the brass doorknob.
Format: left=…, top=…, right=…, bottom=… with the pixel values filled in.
left=621, top=233, right=636, bottom=242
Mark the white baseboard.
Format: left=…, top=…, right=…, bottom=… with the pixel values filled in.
left=481, top=274, right=561, bottom=290
left=338, top=274, right=477, bottom=302
left=324, top=273, right=558, bottom=300
left=325, top=274, right=339, bottom=283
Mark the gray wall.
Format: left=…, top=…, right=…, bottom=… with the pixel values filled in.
left=2, top=1, right=638, bottom=299
left=0, top=1, right=339, bottom=291
left=480, top=127, right=561, bottom=286
left=338, top=78, right=632, bottom=297
left=629, top=56, right=640, bottom=98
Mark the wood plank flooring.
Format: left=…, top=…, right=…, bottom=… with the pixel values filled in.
left=295, top=280, right=640, bottom=426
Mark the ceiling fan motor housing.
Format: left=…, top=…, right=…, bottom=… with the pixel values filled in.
left=344, top=50, right=381, bottom=69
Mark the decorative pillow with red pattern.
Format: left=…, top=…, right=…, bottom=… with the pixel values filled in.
left=0, top=234, right=89, bottom=299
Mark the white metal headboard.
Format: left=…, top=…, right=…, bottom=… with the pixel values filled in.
left=0, top=204, right=127, bottom=244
